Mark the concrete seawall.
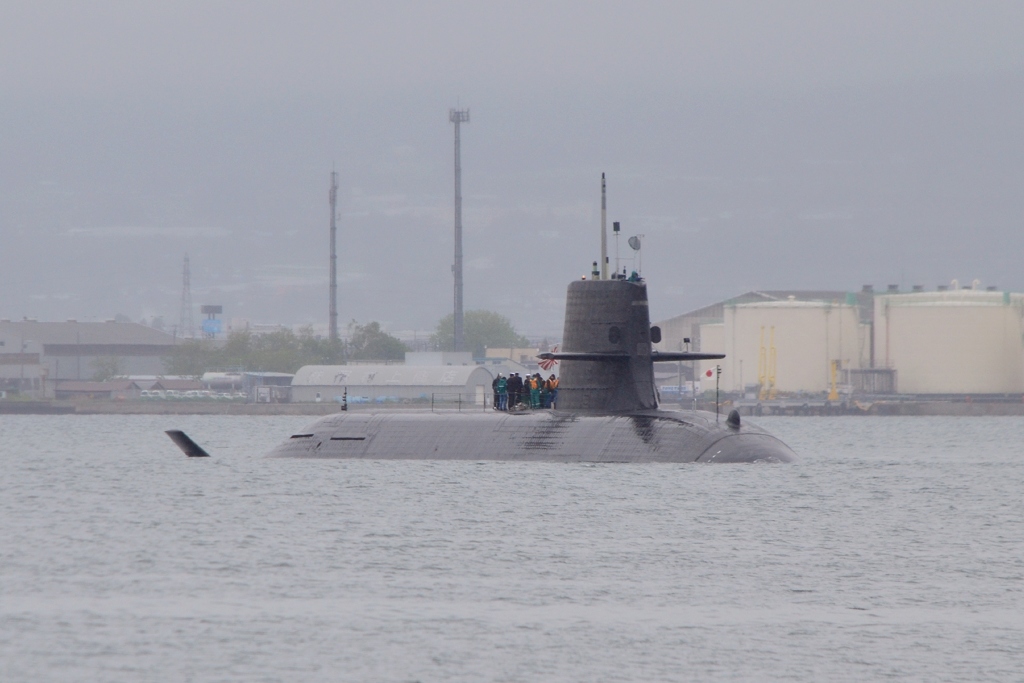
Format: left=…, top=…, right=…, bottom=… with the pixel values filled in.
left=4, top=400, right=1024, bottom=417
left=667, top=401, right=1024, bottom=417
left=0, top=401, right=346, bottom=416
left=694, top=400, right=1024, bottom=417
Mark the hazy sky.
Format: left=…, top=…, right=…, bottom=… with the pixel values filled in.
left=2, top=1, right=1023, bottom=336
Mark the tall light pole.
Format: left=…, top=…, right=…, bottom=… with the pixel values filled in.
left=329, top=170, right=339, bottom=343
left=449, top=107, right=470, bottom=352
left=179, top=255, right=194, bottom=338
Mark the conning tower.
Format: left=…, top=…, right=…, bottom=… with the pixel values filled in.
left=542, top=278, right=724, bottom=414
left=556, top=279, right=657, bottom=412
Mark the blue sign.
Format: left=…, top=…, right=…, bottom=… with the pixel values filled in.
left=202, top=319, right=223, bottom=336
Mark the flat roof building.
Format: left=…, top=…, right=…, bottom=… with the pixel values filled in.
left=0, top=320, right=177, bottom=397
left=291, top=364, right=495, bottom=405
left=54, top=380, right=143, bottom=401
left=874, top=288, right=1024, bottom=394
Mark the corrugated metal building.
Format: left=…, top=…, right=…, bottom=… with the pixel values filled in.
left=55, top=380, right=143, bottom=400
left=718, top=300, right=866, bottom=393
left=655, top=290, right=868, bottom=356
left=656, top=292, right=869, bottom=394
left=291, top=364, right=495, bottom=404
left=874, top=288, right=1024, bottom=394
left=0, top=320, right=177, bottom=396
left=0, top=339, right=44, bottom=396
left=152, top=379, right=205, bottom=392
left=653, top=282, right=1024, bottom=396
left=697, top=322, right=725, bottom=390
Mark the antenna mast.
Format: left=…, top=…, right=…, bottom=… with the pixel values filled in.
left=179, top=254, right=194, bottom=338
left=329, top=170, right=339, bottom=342
left=600, top=173, right=608, bottom=279
left=614, top=220, right=621, bottom=277
left=449, top=107, right=470, bottom=352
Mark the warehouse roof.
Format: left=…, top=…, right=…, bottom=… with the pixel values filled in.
left=731, top=299, right=851, bottom=309
left=153, top=379, right=204, bottom=391
left=293, top=364, right=493, bottom=387
left=55, top=380, right=142, bottom=392
left=875, top=289, right=1024, bottom=307
left=657, top=290, right=855, bottom=325
left=0, top=320, right=176, bottom=346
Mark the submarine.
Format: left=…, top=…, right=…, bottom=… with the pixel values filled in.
left=265, top=276, right=795, bottom=463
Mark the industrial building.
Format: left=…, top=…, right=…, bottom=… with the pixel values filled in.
left=656, top=283, right=1024, bottom=397
left=54, top=380, right=143, bottom=401
left=873, top=287, right=1024, bottom=394
left=0, top=320, right=177, bottom=397
left=405, top=351, right=474, bottom=366
left=717, top=299, right=865, bottom=394
left=656, top=290, right=868, bottom=354
left=291, top=364, right=495, bottom=404
left=484, top=347, right=543, bottom=366
left=656, top=291, right=869, bottom=394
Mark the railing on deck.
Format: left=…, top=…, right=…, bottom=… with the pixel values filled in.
left=430, top=392, right=489, bottom=412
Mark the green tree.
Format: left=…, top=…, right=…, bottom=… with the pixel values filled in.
left=91, top=356, right=126, bottom=381
left=297, top=326, right=346, bottom=366
left=163, top=324, right=386, bottom=375
left=163, top=339, right=217, bottom=376
left=431, top=310, right=530, bottom=352
left=243, top=328, right=306, bottom=373
left=348, top=321, right=408, bottom=360
left=218, top=327, right=345, bottom=372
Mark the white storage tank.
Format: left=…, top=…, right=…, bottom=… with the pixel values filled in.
left=721, top=300, right=866, bottom=393
left=874, top=288, right=1024, bottom=394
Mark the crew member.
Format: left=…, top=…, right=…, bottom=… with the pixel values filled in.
left=497, top=374, right=508, bottom=411
left=547, top=374, right=559, bottom=409
left=530, top=373, right=541, bottom=409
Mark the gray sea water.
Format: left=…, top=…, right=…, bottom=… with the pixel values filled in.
left=2, top=414, right=1022, bottom=682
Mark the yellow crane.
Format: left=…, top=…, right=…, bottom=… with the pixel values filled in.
left=828, top=359, right=840, bottom=401
left=757, top=327, right=766, bottom=399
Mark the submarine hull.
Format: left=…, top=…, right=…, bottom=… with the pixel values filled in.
left=267, top=409, right=795, bottom=463
left=266, top=278, right=796, bottom=463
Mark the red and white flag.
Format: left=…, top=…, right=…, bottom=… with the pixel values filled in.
left=539, top=345, right=559, bottom=371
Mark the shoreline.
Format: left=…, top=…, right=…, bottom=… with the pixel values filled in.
left=3, top=399, right=1024, bottom=417
left=0, top=401, right=345, bottom=416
